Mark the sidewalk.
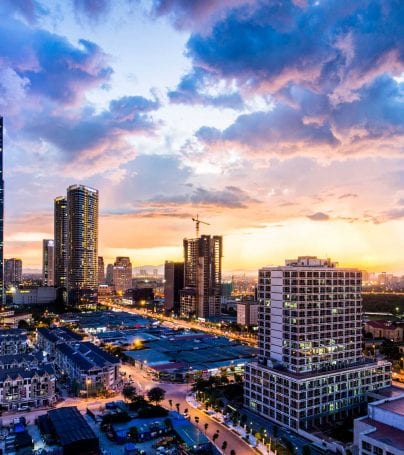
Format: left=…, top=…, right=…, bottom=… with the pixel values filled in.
left=185, top=393, right=275, bottom=455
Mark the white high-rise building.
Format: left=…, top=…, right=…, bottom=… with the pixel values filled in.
left=244, top=256, right=391, bottom=433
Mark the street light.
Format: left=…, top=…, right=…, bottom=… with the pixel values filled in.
left=86, top=378, right=92, bottom=399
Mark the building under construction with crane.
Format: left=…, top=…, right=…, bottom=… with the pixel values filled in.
left=179, top=216, right=223, bottom=320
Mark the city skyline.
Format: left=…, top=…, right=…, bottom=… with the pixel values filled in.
left=1, top=1, right=404, bottom=273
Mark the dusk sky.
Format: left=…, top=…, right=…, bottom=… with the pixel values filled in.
left=1, top=0, right=403, bottom=273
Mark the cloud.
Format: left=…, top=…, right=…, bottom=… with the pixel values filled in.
left=151, top=0, right=255, bottom=30
left=148, top=185, right=257, bottom=208
left=307, top=212, right=330, bottom=221
left=168, top=68, right=244, bottom=109
left=0, top=17, right=112, bottom=104
left=193, top=75, right=403, bottom=157
left=159, top=1, right=403, bottom=157
left=185, top=1, right=404, bottom=98
left=338, top=193, right=358, bottom=199
left=73, top=0, right=111, bottom=21
left=195, top=104, right=338, bottom=154
left=0, top=0, right=47, bottom=24
left=23, top=95, right=160, bottom=177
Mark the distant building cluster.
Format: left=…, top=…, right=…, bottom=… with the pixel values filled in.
left=164, top=234, right=223, bottom=320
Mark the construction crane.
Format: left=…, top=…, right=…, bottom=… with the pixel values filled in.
left=192, top=214, right=210, bottom=238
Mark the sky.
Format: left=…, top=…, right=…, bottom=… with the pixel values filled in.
left=1, top=0, right=404, bottom=273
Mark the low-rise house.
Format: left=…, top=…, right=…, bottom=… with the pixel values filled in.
left=55, top=341, right=120, bottom=395
left=0, top=352, right=44, bottom=370
left=36, top=326, right=82, bottom=357
left=364, top=320, right=404, bottom=341
left=0, top=329, right=28, bottom=355
left=0, top=364, right=56, bottom=410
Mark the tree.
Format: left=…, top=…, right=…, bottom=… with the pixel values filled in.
left=212, top=433, right=219, bottom=443
left=147, top=387, right=166, bottom=405
left=221, top=441, right=228, bottom=452
left=302, top=445, right=311, bottom=455
left=122, top=384, right=137, bottom=403
left=204, top=423, right=209, bottom=433
left=128, top=426, right=138, bottom=441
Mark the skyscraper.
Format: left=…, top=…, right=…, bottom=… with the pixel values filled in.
left=98, top=256, right=105, bottom=285
left=0, top=117, right=4, bottom=304
left=4, top=258, right=22, bottom=286
left=244, top=256, right=391, bottom=432
left=42, top=239, right=54, bottom=286
left=54, top=196, right=67, bottom=288
left=113, top=256, right=132, bottom=294
left=105, top=264, right=114, bottom=286
left=180, top=235, right=222, bottom=319
left=67, top=185, right=98, bottom=307
left=164, top=261, right=184, bottom=315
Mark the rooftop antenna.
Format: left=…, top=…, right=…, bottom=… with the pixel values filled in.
left=192, top=214, right=210, bottom=238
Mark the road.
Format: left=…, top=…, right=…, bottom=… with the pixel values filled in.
left=103, top=301, right=258, bottom=347
left=120, top=363, right=257, bottom=455
left=1, top=363, right=256, bottom=455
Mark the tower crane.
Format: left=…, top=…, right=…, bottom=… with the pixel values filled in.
left=192, top=214, right=210, bottom=238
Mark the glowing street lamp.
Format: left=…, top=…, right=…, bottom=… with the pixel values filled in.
left=86, top=378, right=92, bottom=399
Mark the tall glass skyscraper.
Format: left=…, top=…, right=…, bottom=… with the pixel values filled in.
left=54, top=196, right=68, bottom=288
left=67, top=184, right=98, bottom=308
left=0, top=118, right=4, bottom=305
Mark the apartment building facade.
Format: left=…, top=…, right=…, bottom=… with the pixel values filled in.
left=0, top=365, right=56, bottom=411
left=244, top=256, right=391, bottom=432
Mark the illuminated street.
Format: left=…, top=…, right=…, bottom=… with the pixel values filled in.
left=103, top=301, right=258, bottom=347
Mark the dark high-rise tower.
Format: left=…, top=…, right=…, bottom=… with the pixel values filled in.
left=42, top=239, right=54, bottom=286
left=67, top=184, right=98, bottom=308
left=98, top=256, right=105, bottom=285
left=54, top=196, right=68, bottom=288
left=0, top=117, right=4, bottom=304
left=180, top=235, right=222, bottom=319
left=164, top=261, right=184, bottom=315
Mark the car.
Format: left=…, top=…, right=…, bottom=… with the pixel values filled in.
left=17, top=406, right=30, bottom=412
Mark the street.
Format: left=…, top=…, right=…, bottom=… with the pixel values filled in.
left=103, top=301, right=257, bottom=347
left=0, top=362, right=256, bottom=455
left=120, top=362, right=257, bottom=454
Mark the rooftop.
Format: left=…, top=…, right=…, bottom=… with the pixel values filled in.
left=376, top=396, right=404, bottom=415
left=47, top=406, right=98, bottom=446
left=366, top=320, right=399, bottom=330
left=361, top=418, right=404, bottom=449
